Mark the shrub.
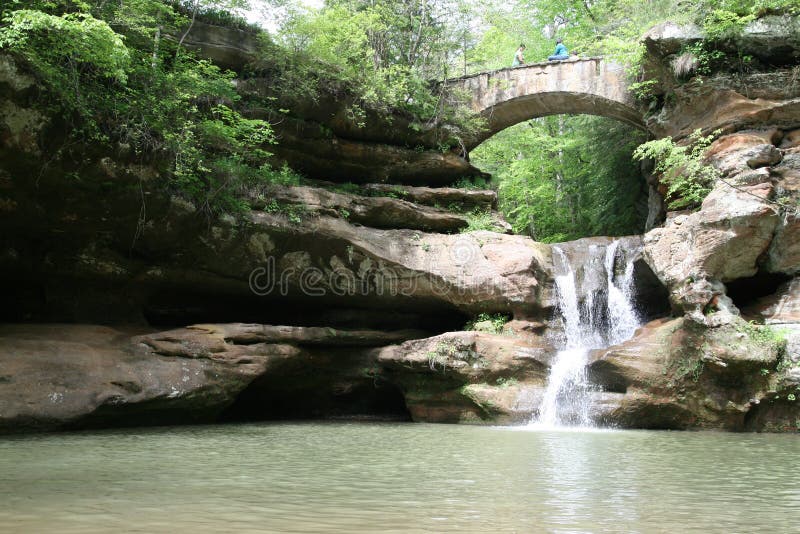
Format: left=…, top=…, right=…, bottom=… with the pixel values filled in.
left=465, top=313, right=510, bottom=334
left=633, top=129, right=721, bottom=210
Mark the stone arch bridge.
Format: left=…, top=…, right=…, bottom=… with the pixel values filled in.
left=447, top=58, right=646, bottom=149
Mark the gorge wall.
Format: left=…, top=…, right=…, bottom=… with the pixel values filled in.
left=1, top=18, right=800, bottom=433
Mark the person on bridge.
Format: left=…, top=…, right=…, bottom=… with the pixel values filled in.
left=548, top=39, right=569, bottom=61
left=512, top=44, right=526, bottom=67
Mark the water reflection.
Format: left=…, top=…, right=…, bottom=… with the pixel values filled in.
left=0, top=423, right=798, bottom=532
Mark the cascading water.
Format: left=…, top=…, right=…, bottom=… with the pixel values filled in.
left=605, top=240, right=641, bottom=346
left=531, top=240, right=641, bottom=429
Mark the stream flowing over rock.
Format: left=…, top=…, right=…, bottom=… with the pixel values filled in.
left=2, top=19, right=800, bottom=433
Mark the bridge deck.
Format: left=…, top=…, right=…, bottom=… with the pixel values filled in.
left=445, top=57, right=605, bottom=84
left=445, top=56, right=645, bottom=146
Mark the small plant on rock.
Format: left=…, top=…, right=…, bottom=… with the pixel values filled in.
left=495, top=377, right=518, bottom=388
left=633, top=129, right=721, bottom=210
left=465, top=313, right=510, bottom=334
left=461, top=210, right=496, bottom=233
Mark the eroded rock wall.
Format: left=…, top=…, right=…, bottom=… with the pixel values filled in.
left=3, top=17, right=800, bottom=433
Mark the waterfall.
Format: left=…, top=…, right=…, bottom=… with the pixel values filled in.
left=605, top=240, right=641, bottom=345
left=532, top=240, right=641, bottom=429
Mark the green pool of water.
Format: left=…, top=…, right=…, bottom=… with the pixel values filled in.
left=1, top=422, right=798, bottom=532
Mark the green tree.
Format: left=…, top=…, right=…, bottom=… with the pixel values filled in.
left=0, top=0, right=284, bottom=215
left=472, top=115, right=648, bottom=242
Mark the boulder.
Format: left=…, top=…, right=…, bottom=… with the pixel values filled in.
left=780, top=128, right=800, bottom=149
left=766, top=212, right=800, bottom=275
left=0, top=324, right=276, bottom=433
left=169, top=21, right=260, bottom=72
left=766, top=153, right=800, bottom=274
left=588, top=317, right=681, bottom=392
left=743, top=277, right=800, bottom=374
left=644, top=172, right=780, bottom=318
left=736, top=15, right=800, bottom=63
left=745, top=277, right=800, bottom=325
left=646, top=70, right=800, bottom=140
left=589, top=316, right=795, bottom=430
left=705, top=131, right=782, bottom=174
left=641, top=22, right=703, bottom=57
left=376, top=331, right=555, bottom=423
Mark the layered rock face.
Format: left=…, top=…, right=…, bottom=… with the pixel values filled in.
left=642, top=17, right=800, bottom=140
left=589, top=316, right=796, bottom=431
left=595, top=20, right=800, bottom=431
left=643, top=127, right=799, bottom=322
left=173, top=22, right=486, bottom=185
left=0, top=48, right=563, bottom=432
left=0, top=323, right=422, bottom=433
left=3, top=17, right=800, bottom=434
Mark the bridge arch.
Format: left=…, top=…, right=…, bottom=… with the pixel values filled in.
left=448, top=58, right=647, bottom=149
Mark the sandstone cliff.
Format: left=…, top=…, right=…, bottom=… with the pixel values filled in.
left=2, top=18, right=800, bottom=433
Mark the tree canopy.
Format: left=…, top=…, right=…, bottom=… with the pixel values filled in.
left=1, top=0, right=796, bottom=234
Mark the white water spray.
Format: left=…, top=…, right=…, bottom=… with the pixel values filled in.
left=532, top=240, right=641, bottom=429
left=605, top=240, right=641, bottom=345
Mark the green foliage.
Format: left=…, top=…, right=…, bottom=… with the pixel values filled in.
left=678, top=42, right=726, bottom=76
left=426, top=341, right=457, bottom=371
left=668, top=0, right=798, bottom=78
left=275, top=0, right=487, bottom=146
left=674, top=356, right=705, bottom=383
left=263, top=199, right=307, bottom=223
left=0, top=1, right=295, bottom=216
left=264, top=163, right=303, bottom=186
left=0, top=9, right=129, bottom=131
left=169, top=0, right=262, bottom=33
left=633, top=129, right=721, bottom=210
left=0, top=9, right=129, bottom=80
left=702, top=8, right=754, bottom=40
left=5, top=0, right=795, bottom=223
left=461, top=210, right=496, bottom=233
left=739, top=320, right=788, bottom=348
left=465, top=313, right=510, bottom=333
left=474, top=116, right=647, bottom=242
left=629, top=79, right=660, bottom=101
left=453, top=176, right=491, bottom=190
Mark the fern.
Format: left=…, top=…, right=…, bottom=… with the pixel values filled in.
left=633, top=130, right=721, bottom=210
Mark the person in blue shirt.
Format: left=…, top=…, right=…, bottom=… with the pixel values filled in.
left=512, top=44, right=526, bottom=67
left=548, top=39, right=569, bottom=61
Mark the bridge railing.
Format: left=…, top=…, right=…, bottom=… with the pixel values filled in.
left=444, top=57, right=606, bottom=84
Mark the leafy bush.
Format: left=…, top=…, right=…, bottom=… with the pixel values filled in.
left=461, top=210, right=496, bottom=233
left=0, top=9, right=130, bottom=127
left=633, top=129, right=721, bottom=210
left=453, top=176, right=491, bottom=190
left=465, top=313, right=510, bottom=333
left=739, top=320, right=788, bottom=348
left=0, top=1, right=291, bottom=216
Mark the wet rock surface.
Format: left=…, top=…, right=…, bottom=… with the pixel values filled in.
left=375, top=331, right=555, bottom=424
left=589, top=316, right=799, bottom=431
left=3, top=19, right=800, bottom=433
